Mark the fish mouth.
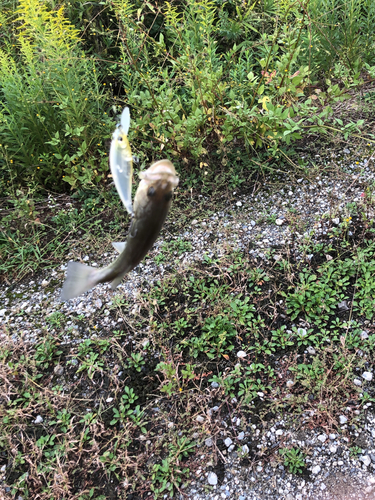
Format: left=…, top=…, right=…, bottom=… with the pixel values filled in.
left=140, top=160, right=179, bottom=188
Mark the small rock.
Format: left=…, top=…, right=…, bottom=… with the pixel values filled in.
left=286, top=380, right=294, bottom=388
left=83, top=255, right=90, bottom=261
left=353, top=378, right=362, bottom=386
left=53, top=364, right=64, bottom=376
left=317, top=434, right=327, bottom=443
left=196, top=415, right=205, bottom=423
left=329, top=434, right=336, bottom=440
left=205, top=438, right=213, bottom=447
left=330, top=446, right=337, bottom=453
left=207, top=472, right=218, bottom=486
left=360, top=331, right=369, bottom=340
left=242, top=444, right=249, bottom=454
left=1, top=465, right=6, bottom=472
left=362, top=372, right=373, bottom=381
left=325, top=254, right=333, bottom=261
left=211, top=382, right=220, bottom=389
left=106, top=397, right=114, bottom=403
left=338, top=300, right=349, bottom=311
left=0, top=309, right=6, bottom=317
left=224, top=438, right=233, bottom=447
left=191, top=219, right=198, bottom=225
left=307, top=346, right=316, bottom=355
left=370, top=454, right=375, bottom=463
left=41, top=279, right=49, bottom=287
left=237, top=351, right=247, bottom=359
left=34, top=415, right=43, bottom=424
left=339, top=415, right=348, bottom=424
left=94, top=298, right=103, bottom=309
left=320, top=483, right=326, bottom=491
left=276, top=429, right=283, bottom=436
left=275, top=219, right=284, bottom=226
left=360, top=455, right=371, bottom=467
left=343, top=148, right=350, bottom=154
left=332, top=218, right=340, bottom=225
left=237, top=431, right=245, bottom=441
left=311, top=465, right=321, bottom=474
left=236, top=201, right=242, bottom=207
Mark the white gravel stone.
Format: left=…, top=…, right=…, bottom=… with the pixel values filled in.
left=361, top=455, right=371, bottom=467
left=354, top=378, right=362, bottom=386
left=196, top=415, right=205, bottom=423
left=205, top=438, right=213, bottom=447
left=237, top=350, right=247, bottom=358
left=339, top=415, right=348, bottom=424
left=34, top=415, right=43, bottom=424
left=237, top=431, right=245, bottom=440
left=275, top=219, right=284, bottom=226
left=207, top=472, right=218, bottom=486
left=362, top=371, right=373, bottom=381
left=311, top=465, right=321, bottom=474
left=317, top=434, right=327, bottom=443
left=224, top=437, right=233, bottom=447
left=236, top=201, right=242, bottom=207
left=0, top=309, right=7, bottom=316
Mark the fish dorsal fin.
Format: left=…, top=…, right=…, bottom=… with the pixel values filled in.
left=112, top=241, right=126, bottom=254
left=120, top=107, right=130, bottom=135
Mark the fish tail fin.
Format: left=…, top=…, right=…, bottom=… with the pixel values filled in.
left=60, top=262, right=101, bottom=301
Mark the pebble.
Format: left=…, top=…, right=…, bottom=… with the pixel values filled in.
left=353, top=378, right=362, bottom=386
left=360, top=456, right=371, bottom=467
left=196, top=415, right=205, bottom=423
left=237, top=351, right=247, bottom=358
left=317, top=434, right=327, bottom=443
left=311, top=465, right=321, bottom=474
left=224, top=438, right=233, bottom=447
left=205, top=438, right=213, bottom=447
left=362, top=371, right=373, bottom=381
left=207, top=472, right=218, bottom=486
left=53, top=364, right=64, bottom=376
left=339, top=415, right=348, bottom=424
left=237, top=432, right=244, bottom=441
left=34, top=415, right=43, bottom=424
left=275, top=219, right=284, bottom=226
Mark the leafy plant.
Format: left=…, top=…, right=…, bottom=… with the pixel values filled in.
left=279, top=447, right=305, bottom=474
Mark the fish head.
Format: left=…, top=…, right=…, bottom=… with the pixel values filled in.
left=111, top=126, right=132, bottom=160
left=135, top=160, right=179, bottom=211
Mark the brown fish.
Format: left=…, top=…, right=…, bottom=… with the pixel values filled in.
left=60, top=160, right=179, bottom=300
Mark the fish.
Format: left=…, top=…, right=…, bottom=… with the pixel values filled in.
left=60, top=159, right=179, bottom=301
left=109, top=107, right=134, bottom=215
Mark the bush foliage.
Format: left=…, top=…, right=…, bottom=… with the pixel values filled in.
left=1, top=0, right=374, bottom=192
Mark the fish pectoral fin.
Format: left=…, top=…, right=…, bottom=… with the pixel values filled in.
left=110, top=275, right=124, bottom=290
left=112, top=241, right=126, bottom=254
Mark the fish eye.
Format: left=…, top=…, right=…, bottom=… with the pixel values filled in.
left=164, top=191, right=172, bottom=202
left=147, top=186, right=156, bottom=197
left=118, top=136, right=123, bottom=141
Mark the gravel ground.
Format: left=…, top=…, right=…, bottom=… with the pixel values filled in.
left=1, top=148, right=375, bottom=499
